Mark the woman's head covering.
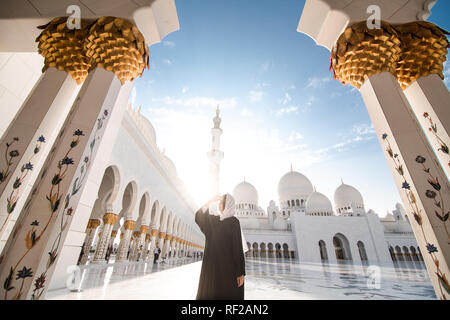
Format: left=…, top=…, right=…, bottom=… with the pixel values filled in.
left=219, top=193, right=249, bottom=253
left=218, top=193, right=235, bottom=221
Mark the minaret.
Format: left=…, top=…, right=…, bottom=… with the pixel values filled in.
left=207, top=105, right=224, bottom=197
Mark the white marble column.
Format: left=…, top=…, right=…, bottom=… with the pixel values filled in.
left=158, top=231, right=166, bottom=260
left=170, top=237, right=178, bottom=261
left=92, top=214, right=119, bottom=264
left=116, top=220, right=136, bottom=262
left=148, top=228, right=159, bottom=262
left=296, top=1, right=449, bottom=300
left=129, top=234, right=138, bottom=261
left=176, top=239, right=182, bottom=258
left=0, top=69, right=80, bottom=251
left=162, top=234, right=172, bottom=259
left=107, top=230, right=118, bottom=257
left=180, top=242, right=185, bottom=257
left=142, top=234, right=151, bottom=261
left=403, top=74, right=450, bottom=178
left=79, top=219, right=101, bottom=265
left=134, top=225, right=148, bottom=261
left=360, top=72, right=450, bottom=300
left=0, top=62, right=133, bottom=299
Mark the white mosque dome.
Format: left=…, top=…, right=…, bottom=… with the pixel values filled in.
left=161, top=153, right=177, bottom=176
left=305, top=191, right=333, bottom=215
left=273, top=216, right=288, bottom=230
left=383, top=213, right=396, bottom=222
left=129, top=104, right=157, bottom=147
left=138, top=114, right=156, bottom=145
left=278, top=170, right=314, bottom=202
left=233, top=181, right=258, bottom=205
left=334, top=183, right=364, bottom=208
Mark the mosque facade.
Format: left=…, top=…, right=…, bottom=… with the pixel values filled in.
left=233, top=175, right=423, bottom=266
left=214, top=114, right=423, bottom=267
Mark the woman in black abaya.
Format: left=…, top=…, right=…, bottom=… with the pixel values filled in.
left=195, top=193, right=247, bottom=300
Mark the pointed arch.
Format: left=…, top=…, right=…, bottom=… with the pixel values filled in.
left=99, top=165, right=121, bottom=211
left=333, top=233, right=352, bottom=261
left=139, top=192, right=152, bottom=225
left=121, top=180, right=138, bottom=220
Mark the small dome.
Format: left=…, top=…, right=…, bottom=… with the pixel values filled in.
left=161, top=154, right=177, bottom=176
left=278, top=170, right=313, bottom=202
left=233, top=181, right=258, bottom=205
left=273, top=216, right=287, bottom=230
left=382, top=213, right=396, bottom=222
left=130, top=105, right=157, bottom=146
left=334, top=183, right=364, bottom=208
left=305, top=191, right=333, bottom=215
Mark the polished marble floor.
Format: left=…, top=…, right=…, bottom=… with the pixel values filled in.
left=46, top=257, right=436, bottom=300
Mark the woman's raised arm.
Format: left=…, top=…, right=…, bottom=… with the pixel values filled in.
left=194, top=195, right=220, bottom=236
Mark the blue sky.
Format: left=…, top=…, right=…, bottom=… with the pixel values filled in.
left=132, top=0, right=450, bottom=216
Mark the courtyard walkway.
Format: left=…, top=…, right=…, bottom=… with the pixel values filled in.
left=46, top=258, right=435, bottom=300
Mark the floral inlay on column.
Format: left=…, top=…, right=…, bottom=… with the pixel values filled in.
left=30, top=109, right=109, bottom=300
left=1, top=136, right=46, bottom=233
left=415, top=155, right=449, bottom=240
left=0, top=137, right=20, bottom=184
left=422, top=113, right=449, bottom=166
left=382, top=133, right=449, bottom=300
left=2, top=130, right=83, bottom=300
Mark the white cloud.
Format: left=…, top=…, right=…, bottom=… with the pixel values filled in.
left=301, top=96, right=316, bottom=111
left=256, top=82, right=270, bottom=89
left=280, top=92, right=292, bottom=105
left=249, top=90, right=264, bottom=102
left=260, top=60, right=270, bottom=73
left=285, top=84, right=296, bottom=91
left=152, top=96, right=237, bottom=109
left=330, top=123, right=375, bottom=151
left=352, top=123, right=375, bottom=136
left=281, top=143, right=308, bottom=152
left=240, top=108, right=253, bottom=117
left=163, top=40, right=175, bottom=47
left=289, top=131, right=304, bottom=141
left=182, top=87, right=189, bottom=94
left=276, top=105, right=298, bottom=116
left=306, top=76, right=331, bottom=89
left=163, top=59, right=172, bottom=65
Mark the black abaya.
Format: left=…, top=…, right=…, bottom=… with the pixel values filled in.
left=195, top=208, right=245, bottom=300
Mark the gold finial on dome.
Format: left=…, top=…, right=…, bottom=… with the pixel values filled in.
left=290, top=163, right=293, bottom=172
left=137, top=105, right=141, bottom=113
left=216, top=105, right=220, bottom=116
left=341, top=177, right=344, bottom=184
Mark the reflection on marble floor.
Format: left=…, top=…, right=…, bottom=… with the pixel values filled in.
left=46, top=257, right=436, bottom=300
left=244, top=258, right=435, bottom=300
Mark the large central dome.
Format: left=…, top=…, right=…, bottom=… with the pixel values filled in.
left=278, top=170, right=313, bottom=202
left=232, top=181, right=258, bottom=205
